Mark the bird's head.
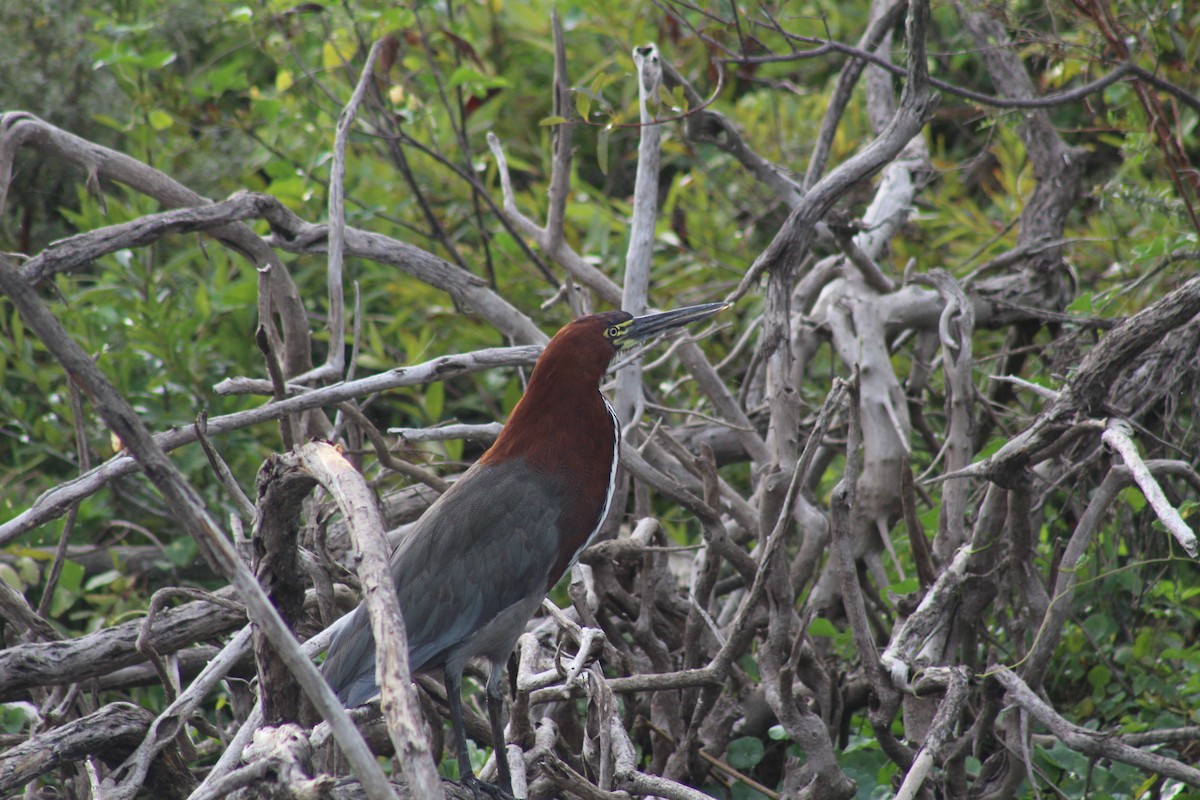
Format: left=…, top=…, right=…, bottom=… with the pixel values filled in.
left=601, top=302, right=729, bottom=352
left=541, top=302, right=729, bottom=383
left=483, top=301, right=729, bottom=469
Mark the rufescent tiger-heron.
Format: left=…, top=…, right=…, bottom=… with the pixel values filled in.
left=322, top=302, right=728, bottom=798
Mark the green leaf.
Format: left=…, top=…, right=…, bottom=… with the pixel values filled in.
left=374, top=7, right=416, bottom=33
left=671, top=85, right=689, bottom=113
left=194, top=281, right=211, bottom=320
left=1087, top=664, right=1112, bottom=692
left=808, top=617, right=839, bottom=637
left=1082, top=613, right=1116, bottom=643
left=1066, top=292, right=1094, bottom=313
left=84, top=569, right=121, bottom=592
left=1121, top=485, right=1146, bottom=513
left=448, top=65, right=485, bottom=88
left=49, top=559, right=85, bottom=618
left=92, top=113, right=129, bottom=132
left=16, top=557, right=40, bottom=587
left=1180, top=499, right=1198, bottom=520
left=977, top=436, right=1006, bottom=459
left=574, top=89, right=592, bottom=121
left=148, top=109, right=173, bottom=131
left=322, top=39, right=356, bottom=71
left=207, top=60, right=249, bottom=95
left=1, top=704, right=32, bottom=734
left=0, top=564, right=24, bottom=592
left=425, top=380, right=445, bottom=422
left=1132, top=629, right=1155, bottom=660
left=731, top=784, right=772, bottom=800
left=590, top=71, right=609, bottom=97
left=597, top=126, right=610, bottom=175
left=539, top=115, right=569, bottom=127
left=726, top=736, right=765, bottom=771
left=767, top=724, right=789, bottom=741
left=134, top=48, right=177, bottom=70
left=164, top=537, right=198, bottom=568
left=657, top=83, right=675, bottom=109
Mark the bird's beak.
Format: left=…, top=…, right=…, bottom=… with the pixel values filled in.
left=616, top=302, right=729, bottom=350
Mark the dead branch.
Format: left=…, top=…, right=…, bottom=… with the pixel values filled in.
left=993, top=666, right=1200, bottom=787
left=0, top=588, right=245, bottom=700
left=0, top=702, right=194, bottom=799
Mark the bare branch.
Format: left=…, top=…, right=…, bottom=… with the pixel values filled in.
left=992, top=665, right=1200, bottom=787
left=102, top=627, right=254, bottom=800
left=288, top=442, right=445, bottom=799
left=306, top=39, right=387, bottom=383
left=1102, top=421, right=1198, bottom=556
left=0, top=588, right=245, bottom=700
left=0, top=703, right=192, bottom=798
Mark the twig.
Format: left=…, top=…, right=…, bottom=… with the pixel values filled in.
left=1101, top=420, right=1198, bottom=557
left=389, top=422, right=503, bottom=444
left=136, top=588, right=242, bottom=703
left=0, top=592, right=245, bottom=701
left=992, top=665, right=1200, bottom=787
left=726, top=36, right=1137, bottom=111
left=36, top=381, right=89, bottom=621
left=614, top=43, right=664, bottom=430
left=336, top=402, right=450, bottom=493
left=0, top=580, right=62, bottom=643
left=293, top=40, right=383, bottom=384
left=893, top=668, right=969, bottom=800
left=639, top=716, right=781, bottom=799
left=0, top=703, right=162, bottom=794
left=194, top=411, right=255, bottom=519
left=486, top=132, right=623, bottom=307
left=727, top=0, right=934, bottom=304
left=805, top=0, right=907, bottom=188
left=545, top=9, right=573, bottom=255
left=256, top=273, right=299, bottom=451
left=0, top=112, right=312, bottom=376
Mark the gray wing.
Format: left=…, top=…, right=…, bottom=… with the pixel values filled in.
left=322, top=458, right=568, bottom=706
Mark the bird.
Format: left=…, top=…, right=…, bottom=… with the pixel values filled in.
left=321, top=301, right=727, bottom=799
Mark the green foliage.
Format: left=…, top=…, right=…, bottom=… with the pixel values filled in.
left=841, top=731, right=898, bottom=800
left=727, top=735, right=766, bottom=770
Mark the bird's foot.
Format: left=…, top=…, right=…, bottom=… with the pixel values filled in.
left=462, top=774, right=516, bottom=800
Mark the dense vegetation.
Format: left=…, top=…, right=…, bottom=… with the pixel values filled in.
left=1, top=0, right=1198, bottom=798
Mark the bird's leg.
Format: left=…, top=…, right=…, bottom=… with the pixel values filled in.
left=485, top=666, right=514, bottom=796
left=444, top=667, right=476, bottom=783
left=445, top=666, right=514, bottom=800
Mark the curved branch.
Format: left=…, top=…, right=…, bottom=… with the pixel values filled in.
left=726, top=40, right=1136, bottom=111
left=993, top=666, right=1200, bottom=787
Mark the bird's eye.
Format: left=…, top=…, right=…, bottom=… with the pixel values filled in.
left=607, top=325, right=622, bottom=338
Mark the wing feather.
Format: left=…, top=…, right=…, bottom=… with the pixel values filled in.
left=322, top=458, right=569, bottom=705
